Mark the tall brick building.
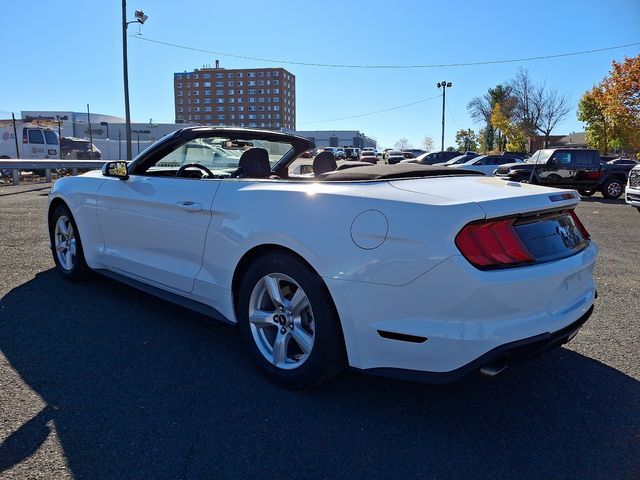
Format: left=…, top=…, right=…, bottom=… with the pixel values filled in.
left=173, top=63, right=296, bottom=130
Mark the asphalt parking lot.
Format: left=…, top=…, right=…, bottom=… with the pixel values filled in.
left=0, top=182, right=638, bottom=480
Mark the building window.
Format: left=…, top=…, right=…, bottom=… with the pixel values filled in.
left=273, top=80, right=280, bottom=86
left=258, top=71, right=264, bottom=77
left=204, top=98, right=212, bottom=104
left=229, top=98, right=235, bottom=103
left=177, top=91, right=183, bottom=96
left=274, top=106, right=279, bottom=111
left=238, top=106, right=244, bottom=111
left=217, top=98, right=224, bottom=104
left=230, top=114, right=235, bottom=120
left=193, top=74, right=199, bottom=79
left=237, top=89, right=243, bottom=95
left=215, top=73, right=223, bottom=78
left=273, top=97, right=279, bottom=102
left=248, top=114, right=256, bottom=119
left=237, top=98, right=243, bottom=103
left=217, top=107, right=225, bottom=112
left=228, top=81, right=234, bottom=86
left=258, top=106, right=265, bottom=111
left=193, top=90, right=199, bottom=95
left=203, top=73, right=211, bottom=79
left=258, top=80, right=264, bottom=86
left=194, top=107, right=200, bottom=112
left=248, top=72, right=255, bottom=77
left=259, top=114, right=265, bottom=119
left=205, top=106, right=212, bottom=112
left=238, top=114, right=245, bottom=119
left=237, top=72, right=243, bottom=77
left=248, top=89, right=256, bottom=95
left=194, top=99, right=200, bottom=104
left=248, top=106, right=256, bottom=111
left=273, top=88, right=279, bottom=94
left=258, top=89, right=264, bottom=94
left=178, top=115, right=184, bottom=120
left=218, top=114, right=225, bottom=120
left=178, top=107, right=183, bottom=113
left=216, top=82, right=224, bottom=87
left=228, top=73, right=233, bottom=78
left=204, top=81, right=211, bottom=87
left=273, top=71, right=279, bottom=77
left=216, top=89, right=224, bottom=95
left=205, top=114, right=212, bottom=120
left=177, top=82, right=182, bottom=88
left=258, top=97, right=264, bottom=103
left=193, top=82, right=199, bottom=87
left=237, top=81, right=243, bottom=86
left=248, top=81, right=256, bottom=86
left=178, top=99, right=183, bottom=105
left=228, top=89, right=234, bottom=95
left=249, top=97, right=256, bottom=103
left=229, top=106, right=235, bottom=111
left=194, top=115, right=200, bottom=120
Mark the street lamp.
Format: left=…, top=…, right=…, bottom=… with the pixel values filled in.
left=437, top=81, right=452, bottom=152
left=122, top=2, right=148, bottom=160
left=100, top=121, right=110, bottom=139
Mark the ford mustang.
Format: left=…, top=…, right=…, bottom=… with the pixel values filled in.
left=47, top=127, right=597, bottom=387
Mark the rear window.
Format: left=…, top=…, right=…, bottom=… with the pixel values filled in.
left=28, top=129, right=45, bottom=144
left=44, top=130, right=58, bottom=145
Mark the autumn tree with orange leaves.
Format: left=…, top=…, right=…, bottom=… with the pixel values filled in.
left=578, top=54, right=640, bottom=155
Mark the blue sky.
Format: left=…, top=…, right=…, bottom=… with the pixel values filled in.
left=1, top=0, right=638, bottom=148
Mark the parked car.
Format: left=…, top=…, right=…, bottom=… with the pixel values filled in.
left=386, top=150, right=406, bottom=164
left=625, top=164, right=640, bottom=212
left=434, top=153, right=479, bottom=166
left=502, top=151, right=530, bottom=160
left=359, top=151, right=377, bottom=164
left=608, top=158, right=638, bottom=166
left=336, top=148, right=346, bottom=159
left=0, top=123, right=59, bottom=160
left=494, top=148, right=634, bottom=199
left=47, top=127, right=597, bottom=388
left=449, top=155, right=522, bottom=175
left=343, top=147, right=357, bottom=159
left=404, top=151, right=462, bottom=165
left=61, top=137, right=102, bottom=160
left=382, top=148, right=394, bottom=160
left=401, top=149, right=427, bottom=159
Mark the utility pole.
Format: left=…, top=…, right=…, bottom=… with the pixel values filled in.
left=437, top=81, right=452, bottom=151
left=87, top=104, right=93, bottom=158
left=56, top=115, right=62, bottom=159
left=11, top=113, right=20, bottom=159
left=122, top=0, right=132, bottom=161
left=122, top=2, right=148, bottom=161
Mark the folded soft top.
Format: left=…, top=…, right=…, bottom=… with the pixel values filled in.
left=322, top=163, right=484, bottom=181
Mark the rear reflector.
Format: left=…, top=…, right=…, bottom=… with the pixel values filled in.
left=455, top=218, right=534, bottom=268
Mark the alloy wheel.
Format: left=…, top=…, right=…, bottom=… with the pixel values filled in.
left=248, top=273, right=315, bottom=369
left=54, top=215, right=76, bottom=271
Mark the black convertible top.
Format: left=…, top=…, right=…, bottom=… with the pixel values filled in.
left=322, top=163, right=484, bottom=181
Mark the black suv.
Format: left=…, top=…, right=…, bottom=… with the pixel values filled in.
left=495, top=148, right=633, bottom=199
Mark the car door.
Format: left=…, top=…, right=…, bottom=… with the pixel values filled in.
left=571, top=150, right=598, bottom=188
left=25, top=128, right=47, bottom=159
left=542, top=151, right=573, bottom=184
left=96, top=166, right=220, bottom=294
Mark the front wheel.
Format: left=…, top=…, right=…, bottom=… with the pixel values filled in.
left=49, top=204, right=91, bottom=280
left=236, top=252, right=346, bottom=388
left=601, top=178, right=623, bottom=199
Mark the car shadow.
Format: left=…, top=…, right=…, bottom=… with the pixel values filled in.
left=1, top=270, right=638, bottom=479
left=578, top=196, right=627, bottom=205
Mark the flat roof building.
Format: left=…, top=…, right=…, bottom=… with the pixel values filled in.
left=174, top=63, right=296, bottom=130
left=293, top=130, right=377, bottom=149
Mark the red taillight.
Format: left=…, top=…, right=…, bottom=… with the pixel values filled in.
left=569, top=209, right=590, bottom=240
left=455, top=218, right=534, bottom=268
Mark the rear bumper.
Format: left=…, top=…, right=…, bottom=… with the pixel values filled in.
left=356, top=304, right=594, bottom=384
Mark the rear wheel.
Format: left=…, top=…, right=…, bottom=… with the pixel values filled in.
left=236, top=252, right=345, bottom=388
left=601, top=178, right=624, bottom=199
left=578, top=188, right=596, bottom=197
left=49, top=204, right=90, bottom=280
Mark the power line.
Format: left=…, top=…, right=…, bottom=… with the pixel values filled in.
left=131, top=35, right=640, bottom=69
left=299, top=95, right=441, bottom=125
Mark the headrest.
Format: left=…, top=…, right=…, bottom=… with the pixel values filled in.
left=313, top=151, right=337, bottom=176
left=238, top=148, right=271, bottom=178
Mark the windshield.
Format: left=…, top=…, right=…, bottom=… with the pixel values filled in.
left=149, top=136, right=294, bottom=173
left=43, top=130, right=58, bottom=145
left=444, top=155, right=469, bottom=165
left=526, top=149, right=553, bottom=164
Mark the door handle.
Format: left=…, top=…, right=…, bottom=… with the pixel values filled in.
left=175, top=201, right=202, bottom=212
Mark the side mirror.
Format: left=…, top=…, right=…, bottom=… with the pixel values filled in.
left=102, top=161, right=128, bottom=179
left=548, top=158, right=560, bottom=167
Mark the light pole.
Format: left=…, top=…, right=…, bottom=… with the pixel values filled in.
left=122, top=2, right=148, bottom=160
left=437, top=81, right=452, bottom=152
left=100, top=121, right=110, bottom=139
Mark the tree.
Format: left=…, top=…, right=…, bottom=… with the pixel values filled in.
left=508, top=69, right=570, bottom=147
left=467, top=84, right=512, bottom=152
left=491, top=103, right=527, bottom=152
left=577, top=55, right=640, bottom=155
left=421, top=135, right=434, bottom=152
left=394, top=137, right=412, bottom=150
left=454, top=129, right=479, bottom=152
left=578, top=86, right=612, bottom=154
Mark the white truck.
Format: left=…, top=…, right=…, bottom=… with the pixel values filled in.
left=0, top=122, right=60, bottom=160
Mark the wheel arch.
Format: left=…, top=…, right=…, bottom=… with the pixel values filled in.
left=48, top=196, right=70, bottom=228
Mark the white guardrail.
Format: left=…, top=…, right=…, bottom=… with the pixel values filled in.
left=0, top=159, right=107, bottom=185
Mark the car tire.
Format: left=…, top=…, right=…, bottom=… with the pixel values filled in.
left=236, top=251, right=346, bottom=388
left=578, top=188, right=596, bottom=197
left=601, top=178, right=623, bottom=199
left=49, top=204, right=91, bottom=281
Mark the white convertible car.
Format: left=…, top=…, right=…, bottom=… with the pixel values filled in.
left=47, top=128, right=597, bottom=387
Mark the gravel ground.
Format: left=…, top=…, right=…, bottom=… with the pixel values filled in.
left=0, top=182, right=638, bottom=480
